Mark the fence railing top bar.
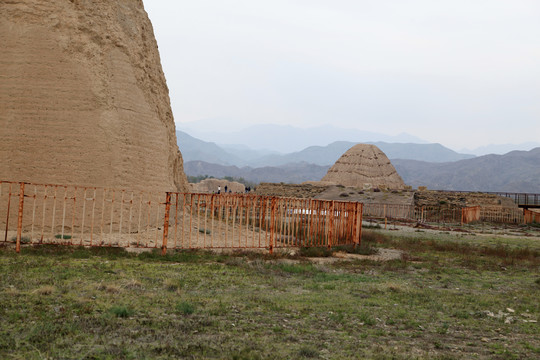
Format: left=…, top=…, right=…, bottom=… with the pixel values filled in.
left=0, top=180, right=173, bottom=196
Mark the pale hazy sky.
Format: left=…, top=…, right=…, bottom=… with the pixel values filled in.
left=144, top=1, right=540, bottom=150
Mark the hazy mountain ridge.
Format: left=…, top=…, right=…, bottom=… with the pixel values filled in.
left=184, top=148, right=540, bottom=193
left=176, top=131, right=474, bottom=166
left=184, top=161, right=330, bottom=184
left=459, top=142, right=540, bottom=156
left=260, top=141, right=475, bottom=166
left=176, top=131, right=246, bottom=166
left=393, top=148, right=540, bottom=192
left=177, top=130, right=540, bottom=192
left=178, top=122, right=426, bottom=153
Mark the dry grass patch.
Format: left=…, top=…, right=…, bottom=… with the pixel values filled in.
left=32, top=285, right=55, bottom=296
left=97, top=283, right=121, bottom=293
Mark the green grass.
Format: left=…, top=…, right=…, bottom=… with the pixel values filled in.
left=0, top=230, right=539, bottom=359
left=176, top=301, right=196, bottom=315
left=54, top=234, right=72, bottom=240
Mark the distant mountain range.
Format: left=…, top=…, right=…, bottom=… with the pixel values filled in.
left=393, top=148, right=540, bottom=193
left=177, top=130, right=540, bottom=193
left=178, top=121, right=540, bottom=156
left=177, top=131, right=473, bottom=167
left=184, top=161, right=330, bottom=184
left=459, top=142, right=540, bottom=156
left=178, top=122, right=427, bottom=153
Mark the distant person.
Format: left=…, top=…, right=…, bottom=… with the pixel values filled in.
left=218, top=186, right=221, bottom=194
left=225, top=185, right=228, bottom=193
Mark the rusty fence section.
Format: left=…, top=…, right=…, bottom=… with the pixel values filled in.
left=363, top=203, right=528, bottom=226
left=480, top=207, right=525, bottom=224
left=165, top=194, right=363, bottom=252
left=461, top=206, right=481, bottom=224
left=363, top=204, right=464, bottom=224
left=524, top=209, right=540, bottom=224
left=1, top=181, right=166, bottom=251
left=0, top=181, right=363, bottom=253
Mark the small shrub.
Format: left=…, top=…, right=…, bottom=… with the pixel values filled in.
left=299, top=247, right=333, bottom=258
left=334, top=244, right=377, bottom=256
left=361, top=230, right=388, bottom=244
left=10, top=236, right=31, bottom=243
left=339, top=193, right=349, bottom=197
left=54, top=234, right=72, bottom=239
left=353, top=245, right=378, bottom=256
left=164, top=278, right=183, bottom=292
left=359, top=312, right=376, bottom=326
left=176, top=301, right=195, bottom=315
left=109, top=305, right=133, bottom=318
left=276, top=263, right=317, bottom=275
left=298, top=345, right=319, bottom=358
left=199, top=228, right=211, bottom=234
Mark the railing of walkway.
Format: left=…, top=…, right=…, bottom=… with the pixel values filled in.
left=0, top=181, right=363, bottom=254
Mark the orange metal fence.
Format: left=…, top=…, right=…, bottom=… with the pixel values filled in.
left=363, top=203, right=527, bottom=225
left=480, top=207, right=524, bottom=224
left=461, top=206, right=481, bottom=224
left=363, top=204, right=464, bottom=224
left=0, top=181, right=363, bottom=253
left=523, top=209, right=540, bottom=224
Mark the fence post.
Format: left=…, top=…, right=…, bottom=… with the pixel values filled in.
left=269, top=197, right=276, bottom=254
left=328, top=201, right=335, bottom=249
left=16, top=182, right=25, bottom=253
left=354, top=202, right=362, bottom=248
left=161, top=192, right=172, bottom=256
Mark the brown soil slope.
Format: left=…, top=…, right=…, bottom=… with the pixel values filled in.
left=322, top=144, right=405, bottom=190
left=0, top=0, right=188, bottom=193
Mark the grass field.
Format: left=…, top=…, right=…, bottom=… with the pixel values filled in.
left=1, top=230, right=539, bottom=359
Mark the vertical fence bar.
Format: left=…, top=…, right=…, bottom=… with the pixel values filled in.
left=70, top=187, right=76, bottom=245
left=30, top=186, right=37, bottom=243
left=119, top=190, right=125, bottom=239
left=189, top=194, right=193, bottom=248
left=81, top=188, right=87, bottom=245
left=269, top=198, right=276, bottom=254
left=174, top=193, right=179, bottom=249
left=15, top=183, right=25, bottom=253
left=246, top=196, right=251, bottom=247
left=162, top=192, right=171, bottom=255
left=327, top=201, right=334, bottom=249
left=4, top=183, right=12, bottom=243
left=51, top=186, right=58, bottom=242
left=210, top=195, right=215, bottom=248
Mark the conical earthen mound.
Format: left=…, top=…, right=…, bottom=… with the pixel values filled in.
left=321, top=144, right=405, bottom=189
left=0, top=0, right=188, bottom=193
